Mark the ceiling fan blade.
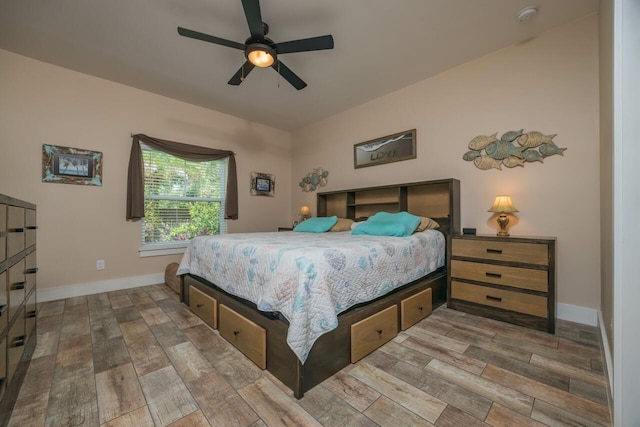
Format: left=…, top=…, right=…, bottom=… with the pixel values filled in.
left=178, top=27, right=245, bottom=50
left=272, top=61, right=307, bottom=90
left=274, top=35, right=334, bottom=54
left=241, top=0, right=264, bottom=38
left=228, top=61, right=256, bottom=85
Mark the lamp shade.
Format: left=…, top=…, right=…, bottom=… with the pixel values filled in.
left=488, top=195, right=518, bottom=213
left=299, top=205, right=311, bottom=216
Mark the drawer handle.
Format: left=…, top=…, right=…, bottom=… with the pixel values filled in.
left=196, top=303, right=204, bottom=308
left=28, top=310, right=37, bottom=318
left=486, top=295, right=503, bottom=302
left=0, top=305, right=7, bottom=316
left=233, top=330, right=240, bottom=336
left=8, top=228, right=24, bottom=233
left=485, top=272, right=502, bottom=279
left=417, top=306, right=424, bottom=312
left=26, top=226, right=38, bottom=230
left=376, top=329, right=383, bottom=336
left=25, top=268, right=38, bottom=274
left=12, top=335, right=25, bottom=348
left=11, top=282, right=26, bottom=290
left=486, top=248, right=503, bottom=254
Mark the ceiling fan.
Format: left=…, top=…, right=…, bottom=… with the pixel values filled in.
left=177, top=0, right=334, bottom=90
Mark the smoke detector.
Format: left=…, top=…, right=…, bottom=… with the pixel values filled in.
left=516, top=6, right=538, bottom=23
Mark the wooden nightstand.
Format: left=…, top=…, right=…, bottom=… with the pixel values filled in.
left=448, top=234, right=556, bottom=333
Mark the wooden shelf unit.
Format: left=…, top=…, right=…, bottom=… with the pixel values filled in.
left=317, top=179, right=460, bottom=233
left=0, top=194, right=37, bottom=426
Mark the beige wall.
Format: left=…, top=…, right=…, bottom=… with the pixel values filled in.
left=0, top=50, right=292, bottom=291
left=292, top=14, right=601, bottom=311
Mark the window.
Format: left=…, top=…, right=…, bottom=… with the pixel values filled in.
left=140, top=145, right=226, bottom=255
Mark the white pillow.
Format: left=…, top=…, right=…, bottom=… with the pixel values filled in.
left=350, top=221, right=364, bottom=230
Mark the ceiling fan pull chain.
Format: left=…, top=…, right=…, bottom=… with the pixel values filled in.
left=277, top=60, right=280, bottom=88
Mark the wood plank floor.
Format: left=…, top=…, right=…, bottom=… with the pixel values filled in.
left=8, top=284, right=612, bottom=426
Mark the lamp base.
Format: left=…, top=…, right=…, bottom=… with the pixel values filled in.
left=496, top=214, right=510, bottom=237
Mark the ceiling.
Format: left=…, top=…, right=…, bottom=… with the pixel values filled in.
left=0, top=0, right=599, bottom=130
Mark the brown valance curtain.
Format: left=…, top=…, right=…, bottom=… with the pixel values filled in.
left=126, top=133, right=238, bottom=221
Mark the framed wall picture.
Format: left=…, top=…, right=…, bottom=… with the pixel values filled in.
left=250, top=172, right=275, bottom=196
left=354, top=129, right=416, bottom=169
left=42, top=144, right=103, bottom=186
left=256, top=177, right=271, bottom=192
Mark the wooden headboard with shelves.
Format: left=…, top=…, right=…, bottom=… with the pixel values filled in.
left=317, top=178, right=460, bottom=235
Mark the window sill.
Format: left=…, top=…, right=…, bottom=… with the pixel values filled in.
left=139, top=242, right=189, bottom=258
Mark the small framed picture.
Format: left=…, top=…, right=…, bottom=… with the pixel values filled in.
left=42, top=144, right=103, bottom=186
left=255, top=177, right=271, bottom=192
left=250, top=172, right=275, bottom=196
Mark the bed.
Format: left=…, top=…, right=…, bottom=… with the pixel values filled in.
left=179, top=178, right=460, bottom=398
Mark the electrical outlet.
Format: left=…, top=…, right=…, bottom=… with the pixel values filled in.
left=96, top=259, right=105, bottom=270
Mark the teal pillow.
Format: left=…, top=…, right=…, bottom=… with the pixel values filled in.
left=352, top=211, right=421, bottom=237
left=293, top=216, right=338, bottom=233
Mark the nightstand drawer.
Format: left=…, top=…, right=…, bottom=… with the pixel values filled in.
left=451, top=260, right=547, bottom=292
left=351, top=305, right=397, bottom=363
left=219, top=304, right=266, bottom=369
left=400, top=288, right=432, bottom=330
left=452, top=239, right=548, bottom=266
left=189, top=286, right=217, bottom=329
left=451, top=281, right=547, bottom=318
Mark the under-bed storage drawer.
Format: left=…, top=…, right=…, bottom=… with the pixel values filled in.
left=351, top=305, right=397, bottom=363
left=219, top=304, right=266, bottom=369
left=400, top=288, right=432, bottom=330
left=189, top=286, right=217, bottom=329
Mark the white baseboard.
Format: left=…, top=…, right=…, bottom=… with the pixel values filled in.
left=37, top=272, right=165, bottom=303
left=557, top=303, right=599, bottom=326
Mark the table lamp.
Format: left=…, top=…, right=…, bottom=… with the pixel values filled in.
left=488, top=195, right=518, bottom=236
left=299, top=205, right=311, bottom=221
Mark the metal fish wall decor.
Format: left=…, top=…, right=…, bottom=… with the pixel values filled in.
left=463, top=130, right=566, bottom=170
left=299, top=167, right=329, bottom=192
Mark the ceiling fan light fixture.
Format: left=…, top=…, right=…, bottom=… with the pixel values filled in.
left=247, top=44, right=276, bottom=67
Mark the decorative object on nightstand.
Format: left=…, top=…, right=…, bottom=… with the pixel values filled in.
left=488, top=195, right=518, bottom=236
left=299, top=205, right=311, bottom=221
left=448, top=234, right=556, bottom=333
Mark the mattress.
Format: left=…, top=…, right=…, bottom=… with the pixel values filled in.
left=178, top=229, right=445, bottom=362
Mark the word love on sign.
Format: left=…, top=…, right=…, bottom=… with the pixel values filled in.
left=354, top=129, right=416, bottom=169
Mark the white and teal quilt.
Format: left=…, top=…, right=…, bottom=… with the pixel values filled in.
left=178, top=230, right=445, bottom=363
